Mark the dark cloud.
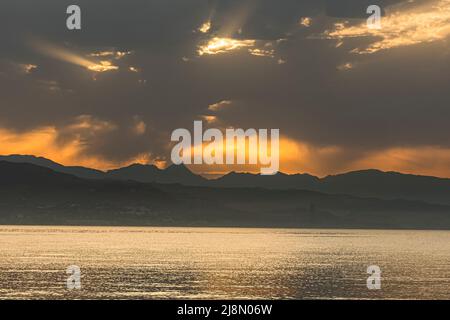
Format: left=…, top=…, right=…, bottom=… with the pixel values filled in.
left=0, top=0, right=448, bottom=170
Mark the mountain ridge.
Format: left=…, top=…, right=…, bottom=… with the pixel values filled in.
left=1, top=154, right=449, bottom=205
left=0, top=160, right=449, bottom=229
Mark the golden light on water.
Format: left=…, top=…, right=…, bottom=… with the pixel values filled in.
left=1, top=226, right=449, bottom=299
left=323, top=0, right=450, bottom=54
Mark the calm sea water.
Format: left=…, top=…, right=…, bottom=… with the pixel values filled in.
left=0, top=226, right=448, bottom=300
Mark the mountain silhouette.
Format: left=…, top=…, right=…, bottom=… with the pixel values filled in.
left=319, top=169, right=450, bottom=205
left=211, top=169, right=450, bottom=205
left=0, top=155, right=105, bottom=180
left=107, top=163, right=207, bottom=185
left=0, top=160, right=449, bottom=229
left=0, top=160, right=82, bottom=186
left=1, top=154, right=450, bottom=205
left=107, top=163, right=163, bottom=181
left=0, top=155, right=207, bottom=185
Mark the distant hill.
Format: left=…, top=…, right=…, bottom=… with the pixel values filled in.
left=0, top=155, right=207, bottom=186
left=0, top=160, right=82, bottom=186
left=107, top=163, right=207, bottom=185
left=320, top=169, right=450, bottom=206
left=211, top=169, right=450, bottom=205
left=0, top=161, right=449, bottom=229
left=1, top=154, right=450, bottom=206
left=210, top=171, right=319, bottom=190
left=0, top=155, right=105, bottom=180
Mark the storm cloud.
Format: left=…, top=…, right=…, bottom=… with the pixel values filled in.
left=0, top=0, right=449, bottom=176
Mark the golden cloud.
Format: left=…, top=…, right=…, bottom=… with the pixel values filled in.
left=0, top=127, right=111, bottom=170
left=201, top=115, right=218, bottom=124
left=89, top=50, right=132, bottom=59
left=19, top=64, right=37, bottom=74
left=198, top=37, right=256, bottom=56
left=198, top=21, right=212, bottom=33
left=208, top=100, right=232, bottom=111
left=187, top=137, right=450, bottom=179
left=1, top=125, right=450, bottom=178
left=322, top=0, right=450, bottom=54
left=248, top=48, right=275, bottom=58
left=299, top=17, right=312, bottom=27
left=31, top=39, right=120, bottom=73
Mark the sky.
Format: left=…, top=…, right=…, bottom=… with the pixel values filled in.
left=0, top=0, right=449, bottom=177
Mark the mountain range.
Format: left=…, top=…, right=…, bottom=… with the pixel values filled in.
left=1, top=154, right=449, bottom=206
left=0, top=159, right=449, bottom=229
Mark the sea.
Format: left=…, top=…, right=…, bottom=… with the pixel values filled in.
left=0, top=226, right=448, bottom=299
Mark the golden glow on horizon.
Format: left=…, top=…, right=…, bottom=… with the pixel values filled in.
left=0, top=126, right=158, bottom=171
left=0, top=127, right=108, bottom=169
left=173, top=130, right=278, bottom=174
left=183, top=137, right=341, bottom=177
left=323, top=0, right=450, bottom=54
left=1, top=128, right=450, bottom=178
left=187, top=138, right=450, bottom=179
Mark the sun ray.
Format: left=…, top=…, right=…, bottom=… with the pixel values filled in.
left=30, top=39, right=119, bottom=72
